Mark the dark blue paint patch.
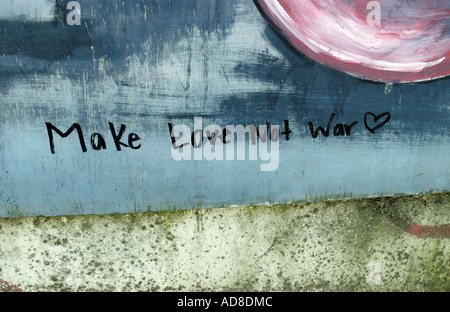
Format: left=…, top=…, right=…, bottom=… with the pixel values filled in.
left=0, top=20, right=90, bottom=60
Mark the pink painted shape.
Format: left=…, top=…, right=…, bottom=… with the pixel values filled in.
left=0, top=279, right=23, bottom=292
left=404, top=222, right=450, bottom=238
left=256, top=0, right=450, bottom=83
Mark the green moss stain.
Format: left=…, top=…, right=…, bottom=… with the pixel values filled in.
left=423, top=241, right=450, bottom=292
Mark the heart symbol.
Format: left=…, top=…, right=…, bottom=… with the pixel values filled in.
left=255, top=0, right=450, bottom=83
left=364, top=112, right=391, bottom=133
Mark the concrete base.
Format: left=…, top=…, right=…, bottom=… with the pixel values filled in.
left=0, top=192, right=448, bottom=292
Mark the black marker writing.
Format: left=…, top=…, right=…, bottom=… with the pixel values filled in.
left=46, top=122, right=141, bottom=154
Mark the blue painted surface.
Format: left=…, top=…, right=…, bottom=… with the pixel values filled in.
left=0, top=0, right=448, bottom=217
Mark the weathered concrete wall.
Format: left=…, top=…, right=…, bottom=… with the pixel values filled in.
left=0, top=192, right=448, bottom=292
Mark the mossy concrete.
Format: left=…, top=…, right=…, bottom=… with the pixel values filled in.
left=0, top=192, right=448, bottom=292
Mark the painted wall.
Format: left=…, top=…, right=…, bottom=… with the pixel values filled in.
left=0, top=0, right=448, bottom=217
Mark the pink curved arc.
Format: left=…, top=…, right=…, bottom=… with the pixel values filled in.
left=256, top=0, right=450, bottom=83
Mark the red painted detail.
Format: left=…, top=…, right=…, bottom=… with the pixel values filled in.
left=0, top=279, right=23, bottom=292
left=403, top=222, right=450, bottom=238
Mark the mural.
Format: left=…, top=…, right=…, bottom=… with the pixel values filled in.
left=0, top=0, right=448, bottom=217
left=255, top=0, right=450, bottom=82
